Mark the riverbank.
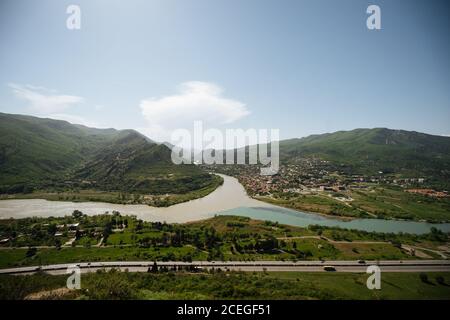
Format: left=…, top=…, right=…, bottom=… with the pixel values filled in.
left=0, top=174, right=224, bottom=208
left=254, top=195, right=357, bottom=221
left=0, top=174, right=268, bottom=223
left=232, top=175, right=450, bottom=224
left=1, top=174, right=450, bottom=234
left=253, top=191, right=450, bottom=224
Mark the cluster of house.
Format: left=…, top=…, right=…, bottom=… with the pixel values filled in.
left=205, top=160, right=439, bottom=199
left=406, top=189, right=448, bottom=198
left=53, top=222, right=80, bottom=237
left=239, top=165, right=350, bottom=196
left=348, top=175, right=426, bottom=186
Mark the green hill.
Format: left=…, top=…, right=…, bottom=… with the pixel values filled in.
left=208, top=128, right=450, bottom=187
left=0, top=113, right=219, bottom=196
left=279, top=128, right=450, bottom=187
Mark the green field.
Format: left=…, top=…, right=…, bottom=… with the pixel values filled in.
left=351, top=186, right=450, bottom=222
left=0, top=246, right=207, bottom=269
left=259, top=185, right=450, bottom=222
left=1, top=215, right=448, bottom=268
left=258, top=194, right=367, bottom=218
left=1, top=270, right=449, bottom=300
left=0, top=240, right=413, bottom=269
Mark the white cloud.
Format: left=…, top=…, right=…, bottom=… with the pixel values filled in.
left=9, top=83, right=83, bottom=114
left=139, top=81, right=250, bottom=142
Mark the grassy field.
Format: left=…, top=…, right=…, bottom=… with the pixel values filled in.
left=0, top=240, right=414, bottom=269
left=351, top=186, right=450, bottom=222
left=0, top=215, right=447, bottom=268
left=258, top=194, right=367, bottom=218
left=0, top=237, right=433, bottom=269
left=0, top=246, right=207, bottom=269
left=265, top=272, right=450, bottom=300
left=0, top=270, right=449, bottom=300
left=258, top=185, right=450, bottom=222
left=0, top=239, right=415, bottom=268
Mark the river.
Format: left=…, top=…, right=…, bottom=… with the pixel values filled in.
left=0, top=174, right=449, bottom=234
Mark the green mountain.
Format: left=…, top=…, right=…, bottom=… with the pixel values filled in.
left=279, top=128, right=450, bottom=186
left=0, top=112, right=216, bottom=195
left=208, top=128, right=450, bottom=188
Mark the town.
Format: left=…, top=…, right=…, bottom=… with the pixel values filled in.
left=202, top=159, right=449, bottom=222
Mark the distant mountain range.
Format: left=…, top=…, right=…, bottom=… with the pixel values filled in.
left=203, top=127, right=450, bottom=189
left=279, top=128, right=450, bottom=183
left=0, top=113, right=216, bottom=194
left=1, top=112, right=449, bottom=193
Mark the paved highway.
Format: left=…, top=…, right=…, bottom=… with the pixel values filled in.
left=1, top=260, right=449, bottom=275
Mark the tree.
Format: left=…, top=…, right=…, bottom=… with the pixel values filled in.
left=135, top=220, right=143, bottom=231
left=22, top=185, right=34, bottom=194
left=26, top=247, right=37, bottom=258
left=72, top=210, right=84, bottom=219
left=55, top=239, right=62, bottom=250
left=103, top=222, right=112, bottom=242
left=47, top=224, right=57, bottom=236
left=151, top=261, right=158, bottom=273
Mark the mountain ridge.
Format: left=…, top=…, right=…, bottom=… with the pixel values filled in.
left=277, top=127, right=450, bottom=189
left=0, top=112, right=217, bottom=195
left=1, top=112, right=449, bottom=192
left=201, top=127, right=450, bottom=189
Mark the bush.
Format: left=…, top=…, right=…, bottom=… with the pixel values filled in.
left=83, top=269, right=136, bottom=299
left=419, top=273, right=429, bottom=283
left=0, top=273, right=66, bottom=300
left=435, top=276, right=445, bottom=285
left=26, top=247, right=37, bottom=258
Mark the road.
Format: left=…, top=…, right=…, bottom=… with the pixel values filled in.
left=1, top=260, right=449, bottom=275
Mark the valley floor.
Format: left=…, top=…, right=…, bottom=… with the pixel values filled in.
left=0, top=215, right=449, bottom=270
left=0, top=211, right=449, bottom=300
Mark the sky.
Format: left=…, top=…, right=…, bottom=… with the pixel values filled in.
left=0, top=0, right=449, bottom=146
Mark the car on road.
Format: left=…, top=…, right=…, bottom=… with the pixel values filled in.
left=323, top=266, right=336, bottom=271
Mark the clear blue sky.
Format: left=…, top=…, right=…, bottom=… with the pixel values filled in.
left=0, top=0, right=449, bottom=142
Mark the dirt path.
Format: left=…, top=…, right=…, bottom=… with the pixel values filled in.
left=24, top=287, right=72, bottom=300
left=277, top=235, right=388, bottom=245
